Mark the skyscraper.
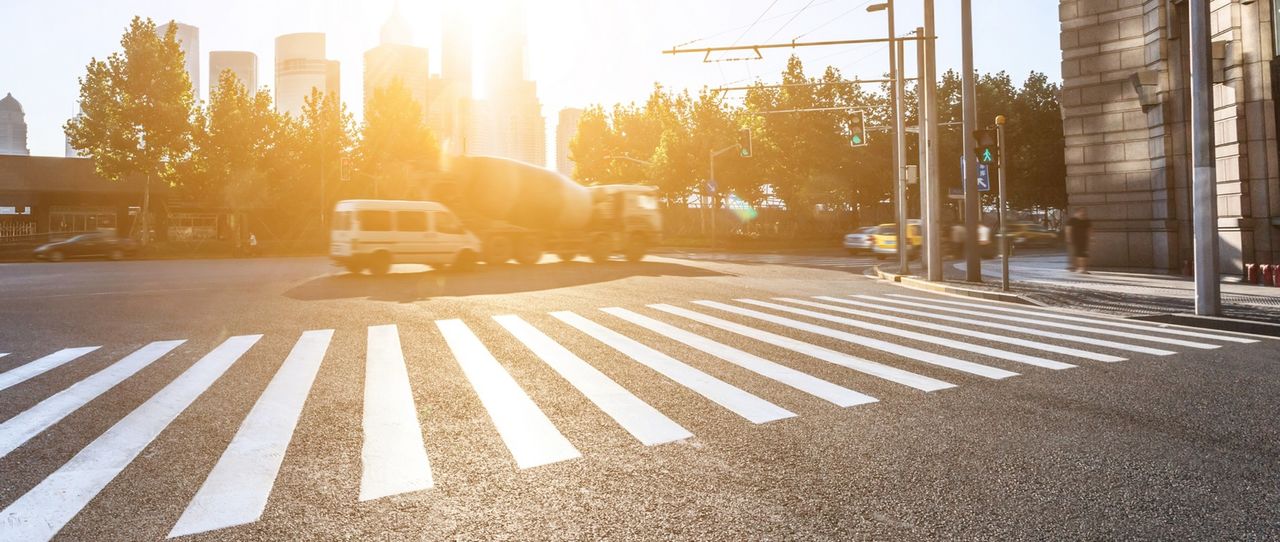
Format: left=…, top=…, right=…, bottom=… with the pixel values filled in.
left=65, top=103, right=85, bottom=158
left=467, top=1, right=545, bottom=166
left=557, top=108, right=583, bottom=177
left=363, top=3, right=428, bottom=118
left=275, top=33, right=331, bottom=117
left=158, top=22, right=200, bottom=101
left=208, top=51, right=258, bottom=94
left=426, top=4, right=474, bottom=154
left=0, top=93, right=30, bottom=156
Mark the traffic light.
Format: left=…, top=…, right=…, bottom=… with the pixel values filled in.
left=973, top=128, right=999, bottom=165
left=737, top=128, right=752, bottom=158
left=849, top=111, right=868, bottom=147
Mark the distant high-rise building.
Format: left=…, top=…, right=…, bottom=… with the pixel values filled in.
left=326, top=60, right=341, bottom=104
left=0, top=93, right=30, bottom=156
left=557, top=108, right=583, bottom=176
left=426, top=4, right=474, bottom=155
left=275, top=32, right=332, bottom=117
left=467, top=1, right=545, bottom=166
left=363, top=4, right=428, bottom=118
left=158, top=22, right=200, bottom=101
left=65, top=103, right=85, bottom=158
left=208, top=51, right=257, bottom=94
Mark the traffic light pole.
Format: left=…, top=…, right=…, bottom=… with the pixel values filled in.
left=886, top=0, right=909, bottom=275
left=923, top=6, right=943, bottom=282
left=995, top=115, right=1009, bottom=292
left=1189, top=0, right=1221, bottom=315
left=961, top=0, right=982, bottom=282
left=709, top=142, right=743, bottom=250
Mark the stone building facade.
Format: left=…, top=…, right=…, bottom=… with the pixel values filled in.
left=1060, top=0, right=1280, bottom=274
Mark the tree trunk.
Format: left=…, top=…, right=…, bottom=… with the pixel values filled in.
left=141, top=174, right=151, bottom=245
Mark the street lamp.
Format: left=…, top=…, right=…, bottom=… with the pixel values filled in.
left=866, top=1, right=908, bottom=275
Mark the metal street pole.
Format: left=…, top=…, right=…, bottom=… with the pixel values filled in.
left=887, top=0, right=909, bottom=275
left=923, top=5, right=942, bottom=281
left=995, top=115, right=1009, bottom=292
left=960, top=0, right=981, bottom=282
left=916, top=27, right=929, bottom=278
left=709, top=148, right=717, bottom=249
left=1189, top=0, right=1221, bottom=315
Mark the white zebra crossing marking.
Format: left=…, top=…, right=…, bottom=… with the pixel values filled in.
left=694, top=301, right=1019, bottom=380
left=0, top=334, right=261, bottom=542
left=600, top=307, right=878, bottom=407
left=858, top=296, right=1217, bottom=350
left=551, top=311, right=796, bottom=424
left=494, top=315, right=693, bottom=446
left=360, top=325, right=433, bottom=501
left=0, top=346, right=101, bottom=392
left=0, top=340, right=185, bottom=460
left=745, top=298, right=1076, bottom=370
left=438, top=319, right=581, bottom=469
left=808, top=296, right=1120, bottom=363
left=845, top=297, right=1178, bottom=356
left=648, top=304, right=954, bottom=392
left=169, top=330, right=334, bottom=537
left=886, top=294, right=1259, bottom=343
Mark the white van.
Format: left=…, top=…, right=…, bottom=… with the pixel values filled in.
left=330, top=200, right=482, bottom=275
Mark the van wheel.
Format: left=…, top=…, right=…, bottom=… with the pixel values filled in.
left=623, top=233, right=648, bottom=262
left=368, top=252, right=391, bottom=276
left=557, top=251, right=577, bottom=262
left=514, top=238, right=542, bottom=265
left=588, top=235, right=612, bottom=263
left=452, top=250, right=477, bottom=272
left=484, top=236, right=513, bottom=265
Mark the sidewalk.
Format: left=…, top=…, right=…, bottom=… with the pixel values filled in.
left=949, top=254, right=1280, bottom=324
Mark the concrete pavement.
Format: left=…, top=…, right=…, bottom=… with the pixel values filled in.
left=1, top=254, right=1277, bottom=540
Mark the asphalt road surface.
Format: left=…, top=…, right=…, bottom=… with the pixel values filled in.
left=0, top=251, right=1277, bottom=541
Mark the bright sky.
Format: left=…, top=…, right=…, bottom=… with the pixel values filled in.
left=0, top=0, right=1061, bottom=160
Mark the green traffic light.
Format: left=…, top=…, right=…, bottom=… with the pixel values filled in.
left=740, top=148, right=750, bottom=157
left=851, top=135, right=863, bottom=145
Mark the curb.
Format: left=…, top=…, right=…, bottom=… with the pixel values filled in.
left=1130, top=313, right=1280, bottom=338
left=871, top=265, right=1042, bottom=306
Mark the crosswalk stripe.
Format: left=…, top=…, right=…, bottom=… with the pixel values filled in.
left=740, top=298, right=1066, bottom=371
left=551, top=311, right=796, bottom=424
left=0, top=340, right=185, bottom=461
left=437, top=319, right=581, bottom=469
left=0, top=346, right=101, bottom=392
left=0, top=334, right=261, bottom=542
left=886, top=294, right=1259, bottom=343
left=859, top=296, right=1219, bottom=350
left=808, top=296, right=1119, bottom=363
left=494, top=315, right=692, bottom=446
left=846, top=296, right=1178, bottom=356
left=648, top=304, right=954, bottom=392
left=360, top=325, right=433, bottom=501
left=169, top=330, right=333, bottom=537
left=600, top=307, right=878, bottom=407
left=695, top=301, right=1018, bottom=380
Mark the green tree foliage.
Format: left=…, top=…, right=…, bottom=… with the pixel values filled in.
left=355, top=80, right=439, bottom=200
left=184, top=70, right=281, bottom=216
left=64, top=17, right=195, bottom=242
left=296, top=88, right=356, bottom=224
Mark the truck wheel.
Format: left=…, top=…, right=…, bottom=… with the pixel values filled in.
left=588, top=235, right=612, bottom=263
left=514, top=238, right=542, bottom=265
left=344, top=260, right=365, bottom=274
left=557, top=251, right=577, bottom=262
left=451, top=250, right=477, bottom=272
left=484, top=236, right=514, bottom=266
left=623, top=233, right=648, bottom=262
left=368, top=252, right=391, bottom=276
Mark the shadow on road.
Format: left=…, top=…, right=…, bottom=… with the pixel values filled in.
left=284, top=260, right=730, bottom=302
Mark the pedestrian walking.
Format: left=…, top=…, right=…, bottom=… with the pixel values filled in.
left=1065, top=208, right=1092, bottom=273
left=248, top=232, right=259, bottom=257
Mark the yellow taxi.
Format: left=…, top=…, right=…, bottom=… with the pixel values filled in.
left=872, top=220, right=922, bottom=259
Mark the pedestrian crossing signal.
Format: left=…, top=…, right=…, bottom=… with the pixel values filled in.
left=850, top=111, right=868, bottom=147
left=973, top=128, right=998, bottom=165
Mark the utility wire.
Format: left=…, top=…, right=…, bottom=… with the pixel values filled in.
left=671, top=0, right=841, bottom=49
left=764, top=0, right=818, bottom=42
left=733, top=0, right=782, bottom=46
left=793, top=0, right=875, bottom=41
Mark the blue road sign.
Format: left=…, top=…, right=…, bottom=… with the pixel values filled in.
left=961, top=157, right=992, bottom=193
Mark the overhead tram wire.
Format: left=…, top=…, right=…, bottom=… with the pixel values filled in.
left=764, top=0, right=818, bottom=42
left=733, top=0, right=783, bottom=46
left=792, top=0, right=876, bottom=42
left=670, top=0, right=843, bottom=50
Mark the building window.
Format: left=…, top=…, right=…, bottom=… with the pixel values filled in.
left=49, top=206, right=117, bottom=234
left=168, top=213, right=218, bottom=241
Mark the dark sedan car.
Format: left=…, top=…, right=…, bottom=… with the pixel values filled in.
left=33, top=232, right=138, bottom=262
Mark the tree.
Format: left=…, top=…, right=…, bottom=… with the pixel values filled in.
left=1007, top=72, right=1066, bottom=213
left=296, top=88, right=356, bottom=230
left=356, top=80, right=438, bottom=200
left=65, top=17, right=195, bottom=244
left=568, top=106, right=616, bottom=184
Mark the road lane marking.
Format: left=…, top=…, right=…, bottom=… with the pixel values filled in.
left=360, top=325, right=433, bottom=501
left=754, top=298, right=1080, bottom=369
left=886, top=294, right=1258, bottom=343
left=600, top=307, right=878, bottom=407
left=551, top=311, right=796, bottom=424
left=648, top=304, right=954, bottom=392
left=0, top=335, right=261, bottom=542
left=694, top=301, right=1018, bottom=380
left=437, top=319, right=581, bottom=469
left=807, top=296, right=1118, bottom=363
left=494, top=315, right=692, bottom=446
left=0, top=346, right=101, bottom=392
left=169, top=330, right=333, bottom=537
left=0, top=340, right=185, bottom=460
left=858, top=296, right=1216, bottom=350
left=846, top=296, right=1178, bottom=356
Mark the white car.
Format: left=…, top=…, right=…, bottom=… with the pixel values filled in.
left=842, top=226, right=877, bottom=254
left=330, top=199, right=483, bottom=275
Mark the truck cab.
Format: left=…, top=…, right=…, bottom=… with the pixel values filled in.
left=330, top=199, right=482, bottom=275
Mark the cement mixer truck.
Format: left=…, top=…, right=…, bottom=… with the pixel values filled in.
left=330, top=156, right=662, bottom=273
